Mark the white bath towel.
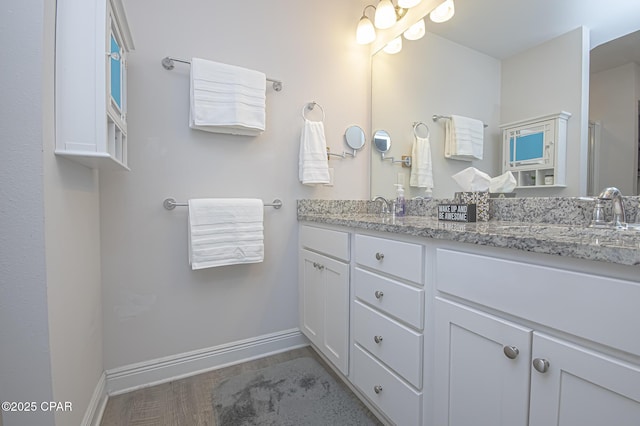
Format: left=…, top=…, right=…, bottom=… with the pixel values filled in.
left=299, top=119, right=330, bottom=185
left=444, top=115, right=484, bottom=161
left=188, top=198, right=264, bottom=269
left=189, top=58, right=266, bottom=136
left=410, top=135, right=434, bottom=192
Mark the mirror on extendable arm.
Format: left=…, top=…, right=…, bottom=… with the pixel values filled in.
left=373, top=129, right=412, bottom=167
left=373, top=129, right=391, bottom=153
left=345, top=125, right=366, bottom=153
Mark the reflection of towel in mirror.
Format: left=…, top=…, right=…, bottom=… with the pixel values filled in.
left=444, top=115, right=484, bottom=160
left=299, top=119, right=330, bottom=185
left=410, top=135, right=434, bottom=192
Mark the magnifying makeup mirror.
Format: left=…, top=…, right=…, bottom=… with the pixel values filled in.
left=373, top=130, right=391, bottom=153
left=345, top=125, right=366, bottom=151
left=373, top=129, right=411, bottom=167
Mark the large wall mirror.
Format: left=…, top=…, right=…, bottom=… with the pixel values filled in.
left=370, top=0, right=640, bottom=199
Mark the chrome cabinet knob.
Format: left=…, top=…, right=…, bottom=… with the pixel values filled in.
left=373, top=385, right=383, bottom=394
left=374, top=335, right=383, bottom=344
left=533, top=358, right=550, bottom=373
left=374, top=290, right=384, bottom=299
left=503, top=345, right=519, bottom=360
left=375, top=252, right=384, bottom=261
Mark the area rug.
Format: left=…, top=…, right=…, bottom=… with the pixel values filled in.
left=212, top=356, right=380, bottom=425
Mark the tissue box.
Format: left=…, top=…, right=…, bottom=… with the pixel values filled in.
left=454, top=191, right=490, bottom=221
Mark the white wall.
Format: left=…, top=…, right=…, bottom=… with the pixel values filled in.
left=1, top=1, right=107, bottom=425
left=0, top=1, right=55, bottom=424
left=371, top=32, right=502, bottom=199
left=590, top=62, right=639, bottom=195
left=100, top=0, right=371, bottom=369
left=501, top=27, right=590, bottom=196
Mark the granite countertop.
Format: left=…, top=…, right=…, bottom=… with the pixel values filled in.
left=297, top=206, right=640, bottom=267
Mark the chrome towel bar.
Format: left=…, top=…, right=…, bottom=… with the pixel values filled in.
left=161, top=56, right=283, bottom=92
left=432, top=114, right=488, bottom=128
left=163, top=198, right=283, bottom=210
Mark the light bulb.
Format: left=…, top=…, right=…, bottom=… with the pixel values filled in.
left=356, top=15, right=376, bottom=44
left=383, top=37, right=402, bottom=54
left=398, top=0, right=422, bottom=8
left=403, top=18, right=425, bottom=40
left=374, top=0, right=397, bottom=29
left=430, top=0, right=455, bottom=23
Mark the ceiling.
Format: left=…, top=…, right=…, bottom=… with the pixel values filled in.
left=420, top=0, right=640, bottom=69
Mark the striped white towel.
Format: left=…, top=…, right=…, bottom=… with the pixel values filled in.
left=188, top=199, right=264, bottom=269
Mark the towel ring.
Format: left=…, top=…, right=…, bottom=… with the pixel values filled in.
left=302, top=102, right=325, bottom=122
left=413, top=121, right=430, bottom=139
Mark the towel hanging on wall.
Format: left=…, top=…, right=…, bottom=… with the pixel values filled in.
left=189, top=58, right=266, bottom=136
left=188, top=198, right=264, bottom=269
left=410, top=125, right=434, bottom=193
left=444, top=114, right=484, bottom=161
left=298, top=104, right=330, bottom=184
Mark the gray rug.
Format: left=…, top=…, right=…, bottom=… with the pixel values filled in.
left=212, top=356, right=380, bottom=425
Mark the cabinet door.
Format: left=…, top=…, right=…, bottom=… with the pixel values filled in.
left=300, top=250, right=324, bottom=346
left=434, top=298, right=532, bottom=426
left=299, top=249, right=349, bottom=374
left=530, top=333, right=640, bottom=426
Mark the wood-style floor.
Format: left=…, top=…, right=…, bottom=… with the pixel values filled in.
left=100, top=346, right=382, bottom=426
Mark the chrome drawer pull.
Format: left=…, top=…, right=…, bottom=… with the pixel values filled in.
left=375, top=252, right=384, bottom=261
left=374, top=335, right=383, bottom=344
left=373, top=385, right=383, bottom=394
left=503, top=345, right=519, bottom=360
left=533, top=358, right=550, bottom=373
left=374, top=290, right=384, bottom=299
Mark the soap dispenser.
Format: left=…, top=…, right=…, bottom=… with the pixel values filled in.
left=394, top=184, right=406, bottom=217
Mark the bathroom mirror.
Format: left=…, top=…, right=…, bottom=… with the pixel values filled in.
left=373, top=130, right=391, bottom=153
left=370, top=0, right=640, bottom=199
left=344, top=125, right=366, bottom=151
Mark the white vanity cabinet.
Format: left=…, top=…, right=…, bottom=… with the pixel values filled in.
left=55, top=0, right=134, bottom=170
left=299, top=225, right=350, bottom=375
left=434, top=247, right=640, bottom=426
left=434, top=298, right=532, bottom=426
left=352, top=233, right=425, bottom=425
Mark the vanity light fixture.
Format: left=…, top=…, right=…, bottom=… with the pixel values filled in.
left=383, top=36, right=403, bottom=54
left=374, top=0, right=399, bottom=29
left=356, top=5, right=377, bottom=45
left=429, top=0, right=455, bottom=23
left=355, top=0, right=436, bottom=46
left=403, top=18, right=425, bottom=40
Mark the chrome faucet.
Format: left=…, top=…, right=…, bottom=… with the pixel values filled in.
left=372, top=196, right=394, bottom=216
left=597, top=187, right=626, bottom=227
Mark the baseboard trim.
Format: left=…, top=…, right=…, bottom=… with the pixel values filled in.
left=81, top=372, right=108, bottom=426
left=106, top=328, right=308, bottom=396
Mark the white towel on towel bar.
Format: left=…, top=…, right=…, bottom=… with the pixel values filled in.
left=188, top=198, right=264, bottom=269
left=444, top=115, right=484, bottom=161
left=189, top=58, right=266, bottom=136
left=410, top=135, right=434, bottom=192
left=299, top=119, right=330, bottom=185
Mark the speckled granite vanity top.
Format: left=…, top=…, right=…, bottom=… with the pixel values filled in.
left=297, top=198, right=640, bottom=266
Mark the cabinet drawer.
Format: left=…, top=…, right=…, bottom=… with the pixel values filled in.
left=352, top=344, right=422, bottom=426
left=436, top=248, right=640, bottom=357
left=300, top=225, right=349, bottom=261
left=355, top=267, right=424, bottom=329
left=353, top=301, right=423, bottom=388
left=355, top=234, right=423, bottom=284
